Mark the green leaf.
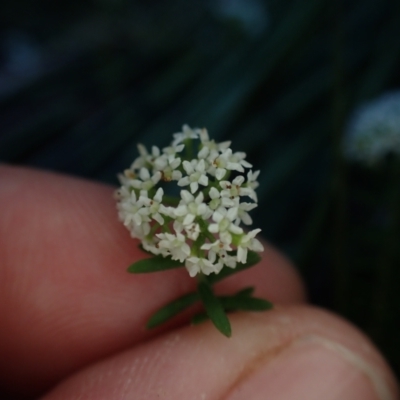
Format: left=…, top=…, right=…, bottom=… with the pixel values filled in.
left=191, top=312, right=209, bottom=325
left=235, top=287, right=255, bottom=297
left=147, top=292, right=199, bottom=329
left=127, top=255, right=184, bottom=273
left=208, top=251, right=262, bottom=284
left=198, top=280, right=231, bottom=337
left=221, top=296, right=273, bottom=312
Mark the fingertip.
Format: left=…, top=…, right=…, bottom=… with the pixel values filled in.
left=42, top=307, right=399, bottom=400
left=0, top=165, right=305, bottom=397
left=0, top=166, right=194, bottom=395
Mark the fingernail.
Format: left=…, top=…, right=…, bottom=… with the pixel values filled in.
left=227, top=335, right=392, bottom=400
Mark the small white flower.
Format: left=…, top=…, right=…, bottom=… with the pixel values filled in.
left=208, top=148, right=252, bottom=180
left=198, top=128, right=211, bottom=144
left=174, top=190, right=212, bottom=225
left=219, top=175, right=256, bottom=200
left=201, top=239, right=232, bottom=252
left=246, top=170, right=260, bottom=190
left=235, top=201, right=257, bottom=225
left=200, top=132, right=231, bottom=153
left=139, top=187, right=169, bottom=225
left=156, top=232, right=191, bottom=262
left=236, top=229, right=264, bottom=263
left=208, top=186, right=235, bottom=210
left=208, top=207, right=244, bottom=239
left=205, top=252, right=224, bottom=274
left=185, top=256, right=220, bottom=277
left=198, top=129, right=231, bottom=166
left=116, top=170, right=134, bottom=187
left=116, top=124, right=264, bottom=278
left=197, top=145, right=219, bottom=164
left=162, top=143, right=185, bottom=157
left=219, top=148, right=252, bottom=171
left=229, top=150, right=253, bottom=170
left=129, top=168, right=162, bottom=191
left=116, top=188, right=149, bottom=230
left=184, top=222, right=201, bottom=241
left=129, top=221, right=151, bottom=240
left=131, top=144, right=161, bottom=171
left=172, top=124, right=200, bottom=146
left=142, top=238, right=162, bottom=255
left=220, top=252, right=237, bottom=268
left=154, top=153, right=182, bottom=182
left=201, top=240, right=232, bottom=268
left=178, top=159, right=209, bottom=193
left=172, top=218, right=202, bottom=241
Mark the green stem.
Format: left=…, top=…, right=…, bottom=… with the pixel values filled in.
left=196, top=273, right=231, bottom=337
left=147, top=222, right=161, bottom=239
left=197, top=218, right=216, bottom=243
left=192, top=234, right=206, bottom=257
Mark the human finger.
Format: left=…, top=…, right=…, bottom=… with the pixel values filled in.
left=0, top=165, right=305, bottom=397
left=42, top=306, right=399, bottom=400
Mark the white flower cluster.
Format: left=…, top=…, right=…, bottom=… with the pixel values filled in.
left=116, top=125, right=264, bottom=277
left=344, top=91, right=400, bottom=165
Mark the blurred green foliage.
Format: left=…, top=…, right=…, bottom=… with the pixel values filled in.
left=1, top=0, right=400, bottom=385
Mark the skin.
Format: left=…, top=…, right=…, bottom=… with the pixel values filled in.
left=0, top=164, right=398, bottom=400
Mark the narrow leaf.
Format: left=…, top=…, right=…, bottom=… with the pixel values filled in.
left=147, top=292, right=199, bottom=329
left=191, top=312, right=209, bottom=325
left=208, top=251, right=262, bottom=284
left=221, top=296, right=273, bottom=312
left=127, top=255, right=184, bottom=273
left=198, top=280, right=231, bottom=337
left=235, top=287, right=255, bottom=297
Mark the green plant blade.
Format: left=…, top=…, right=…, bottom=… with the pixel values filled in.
left=221, top=296, right=273, bottom=312
left=197, top=280, right=231, bottom=337
left=208, top=251, right=262, bottom=284
left=147, top=292, right=199, bottom=329
left=191, top=312, right=209, bottom=325
left=191, top=292, right=272, bottom=325
left=235, top=287, right=255, bottom=297
left=127, top=255, right=184, bottom=273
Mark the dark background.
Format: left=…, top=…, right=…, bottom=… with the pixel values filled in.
left=1, top=0, right=400, bottom=390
